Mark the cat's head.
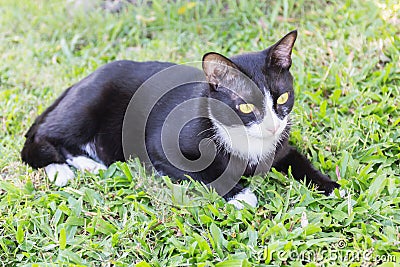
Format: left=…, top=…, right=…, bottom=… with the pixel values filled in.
left=202, top=30, right=297, bottom=162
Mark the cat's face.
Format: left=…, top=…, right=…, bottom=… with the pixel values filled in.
left=202, top=31, right=297, bottom=163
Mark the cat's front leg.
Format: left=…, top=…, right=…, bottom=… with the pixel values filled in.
left=272, top=143, right=339, bottom=195
left=223, top=184, right=258, bottom=209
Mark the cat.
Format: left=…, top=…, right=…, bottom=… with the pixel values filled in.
left=21, top=30, right=339, bottom=208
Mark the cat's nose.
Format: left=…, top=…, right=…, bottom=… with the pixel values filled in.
left=266, top=124, right=280, bottom=135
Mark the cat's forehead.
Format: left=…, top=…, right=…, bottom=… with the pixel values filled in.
left=264, top=68, right=294, bottom=95
left=231, top=52, right=293, bottom=95
left=211, top=50, right=294, bottom=107
left=218, top=68, right=265, bottom=106
left=231, top=52, right=267, bottom=77
left=230, top=53, right=269, bottom=92
left=230, top=51, right=267, bottom=68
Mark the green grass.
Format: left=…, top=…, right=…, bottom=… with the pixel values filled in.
left=0, top=0, right=399, bottom=266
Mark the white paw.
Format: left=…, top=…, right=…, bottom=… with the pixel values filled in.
left=329, top=189, right=347, bottom=198
left=66, top=156, right=107, bottom=174
left=227, top=188, right=258, bottom=209
left=45, top=163, right=75, bottom=187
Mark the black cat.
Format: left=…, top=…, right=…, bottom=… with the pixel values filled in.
left=21, top=31, right=339, bottom=208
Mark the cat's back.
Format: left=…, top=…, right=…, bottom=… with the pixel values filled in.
left=52, top=60, right=177, bottom=111
left=100, top=59, right=177, bottom=77
left=34, top=59, right=178, bottom=136
left=91, top=59, right=178, bottom=90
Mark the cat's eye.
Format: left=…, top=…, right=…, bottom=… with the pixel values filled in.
left=277, top=92, right=289, bottom=105
left=238, top=103, right=255, bottom=114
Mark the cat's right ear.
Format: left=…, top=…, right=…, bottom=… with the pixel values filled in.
left=202, top=52, right=239, bottom=90
left=268, top=30, right=297, bottom=69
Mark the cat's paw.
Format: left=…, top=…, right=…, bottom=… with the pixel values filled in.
left=45, top=163, right=75, bottom=187
left=329, top=188, right=347, bottom=198
left=320, top=181, right=340, bottom=196
left=66, top=156, right=107, bottom=174
left=227, top=188, right=258, bottom=209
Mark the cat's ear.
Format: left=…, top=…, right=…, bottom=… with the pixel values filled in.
left=202, top=52, right=239, bottom=89
left=269, top=30, right=297, bottom=69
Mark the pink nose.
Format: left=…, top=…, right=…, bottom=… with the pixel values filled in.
left=267, top=125, right=279, bottom=134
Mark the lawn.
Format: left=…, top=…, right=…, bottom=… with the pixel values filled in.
left=0, top=0, right=399, bottom=266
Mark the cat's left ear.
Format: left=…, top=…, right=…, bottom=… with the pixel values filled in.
left=202, top=52, right=240, bottom=89
left=269, top=30, right=297, bottom=69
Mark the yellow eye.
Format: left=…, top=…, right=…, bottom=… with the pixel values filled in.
left=238, top=103, right=255, bottom=114
left=277, top=92, right=289, bottom=105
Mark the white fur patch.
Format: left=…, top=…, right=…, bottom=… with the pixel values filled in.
left=301, top=211, right=309, bottom=227
left=212, top=92, right=288, bottom=164
left=81, top=142, right=103, bottom=163
left=45, top=163, right=75, bottom=187
left=227, top=188, right=258, bottom=209
left=66, top=156, right=107, bottom=173
left=329, top=189, right=346, bottom=198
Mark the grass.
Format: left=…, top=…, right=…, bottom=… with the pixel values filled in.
left=0, top=0, right=399, bottom=266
